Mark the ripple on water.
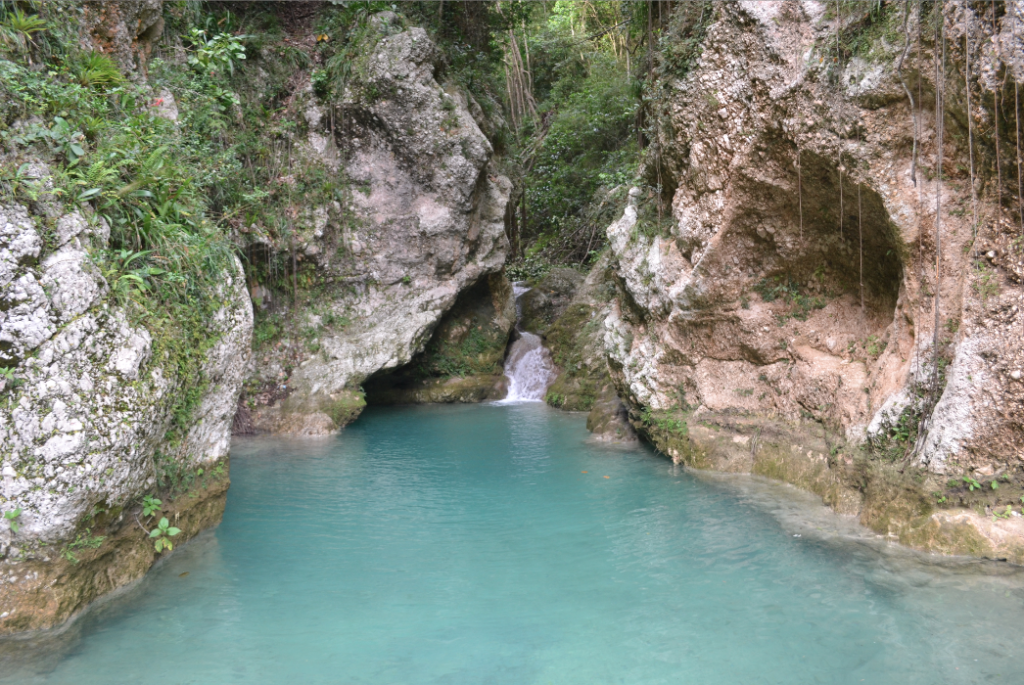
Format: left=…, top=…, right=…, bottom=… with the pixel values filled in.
left=2, top=403, right=1023, bottom=685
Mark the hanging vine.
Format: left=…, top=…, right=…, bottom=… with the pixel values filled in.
left=931, top=1, right=945, bottom=394
left=896, top=0, right=918, bottom=188
left=858, top=181, right=865, bottom=315
left=797, top=147, right=803, bottom=241
left=503, top=29, right=538, bottom=131
left=964, top=7, right=979, bottom=257
left=836, top=0, right=844, bottom=241
left=993, top=1, right=1002, bottom=215
left=1014, top=8, right=1024, bottom=240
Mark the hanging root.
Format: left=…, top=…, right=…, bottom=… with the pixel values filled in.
left=797, top=147, right=803, bottom=241
left=896, top=0, right=918, bottom=186
left=859, top=182, right=865, bottom=314
left=964, top=8, right=979, bottom=257
left=931, top=1, right=945, bottom=396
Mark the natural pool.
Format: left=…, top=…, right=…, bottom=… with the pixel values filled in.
left=2, top=403, right=1023, bottom=684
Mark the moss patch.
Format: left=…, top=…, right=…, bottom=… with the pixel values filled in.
left=544, top=303, right=608, bottom=412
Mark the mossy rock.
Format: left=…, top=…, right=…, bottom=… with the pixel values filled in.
left=323, top=388, right=367, bottom=426
left=519, top=268, right=585, bottom=334
left=543, top=303, right=611, bottom=412
left=366, top=374, right=506, bottom=405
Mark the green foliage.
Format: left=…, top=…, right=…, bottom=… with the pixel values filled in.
left=150, top=516, right=182, bottom=553
left=100, top=250, right=166, bottom=301
left=753, top=277, right=827, bottom=322
left=72, top=51, right=123, bottom=89
left=992, top=505, right=1014, bottom=520
left=528, top=56, right=637, bottom=246
left=187, top=28, right=248, bottom=76
left=972, top=260, right=999, bottom=300
left=3, top=507, right=22, bottom=534
left=61, top=530, right=105, bottom=564
left=0, top=116, right=86, bottom=163
left=640, top=407, right=688, bottom=436
left=870, top=407, right=919, bottom=462
left=506, top=256, right=552, bottom=282
left=658, top=1, right=714, bottom=79
left=422, top=328, right=502, bottom=378
left=828, top=0, right=903, bottom=63
left=0, top=6, right=45, bottom=56
left=311, top=67, right=332, bottom=99
left=253, top=313, right=283, bottom=347
left=864, top=335, right=883, bottom=358
left=963, top=476, right=982, bottom=492
left=141, top=495, right=163, bottom=518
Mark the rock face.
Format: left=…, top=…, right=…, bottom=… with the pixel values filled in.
left=600, top=1, right=1024, bottom=560
left=518, top=267, right=585, bottom=333
left=81, top=0, right=165, bottom=75
left=364, top=273, right=515, bottom=405
left=0, top=202, right=252, bottom=634
left=246, top=26, right=511, bottom=434
left=539, top=256, right=636, bottom=442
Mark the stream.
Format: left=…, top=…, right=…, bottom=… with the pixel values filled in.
left=2, top=403, right=1023, bottom=684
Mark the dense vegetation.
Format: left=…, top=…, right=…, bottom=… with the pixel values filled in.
left=409, top=1, right=702, bottom=275
left=0, top=1, right=246, bottom=442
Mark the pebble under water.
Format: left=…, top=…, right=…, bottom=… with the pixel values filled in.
left=3, top=403, right=1024, bottom=684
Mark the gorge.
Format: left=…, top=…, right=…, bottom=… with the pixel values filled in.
left=2, top=0, right=1024, bottom=679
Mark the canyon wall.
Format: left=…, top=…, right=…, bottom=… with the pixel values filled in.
left=242, top=21, right=511, bottom=435
left=0, top=3, right=510, bottom=634
left=596, top=0, right=1024, bottom=561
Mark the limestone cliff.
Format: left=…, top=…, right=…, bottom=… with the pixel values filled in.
left=240, top=22, right=511, bottom=435
left=0, top=199, right=251, bottom=634
left=596, top=0, right=1024, bottom=561
left=0, top=1, right=511, bottom=634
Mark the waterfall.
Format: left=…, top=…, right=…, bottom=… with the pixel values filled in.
left=499, top=283, right=557, bottom=402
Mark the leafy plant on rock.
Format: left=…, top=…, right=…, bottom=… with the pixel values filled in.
left=962, top=476, right=982, bottom=492
left=0, top=7, right=46, bottom=61
left=141, top=495, right=162, bottom=517
left=150, top=517, right=181, bottom=553
left=3, top=507, right=22, bottom=534
left=72, top=52, right=123, bottom=89
left=61, top=530, right=105, bottom=564
left=187, top=28, right=248, bottom=76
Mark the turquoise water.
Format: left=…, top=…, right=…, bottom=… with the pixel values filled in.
left=3, top=403, right=1024, bottom=684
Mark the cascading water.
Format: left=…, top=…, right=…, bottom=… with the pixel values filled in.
left=500, top=283, right=557, bottom=402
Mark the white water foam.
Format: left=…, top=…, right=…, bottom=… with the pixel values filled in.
left=501, top=331, right=557, bottom=402
left=498, top=281, right=557, bottom=402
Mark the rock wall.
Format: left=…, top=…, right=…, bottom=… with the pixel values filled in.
left=0, top=201, right=252, bottom=634
left=364, top=272, right=515, bottom=405
left=598, top=1, right=1024, bottom=561
left=243, top=25, right=511, bottom=435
